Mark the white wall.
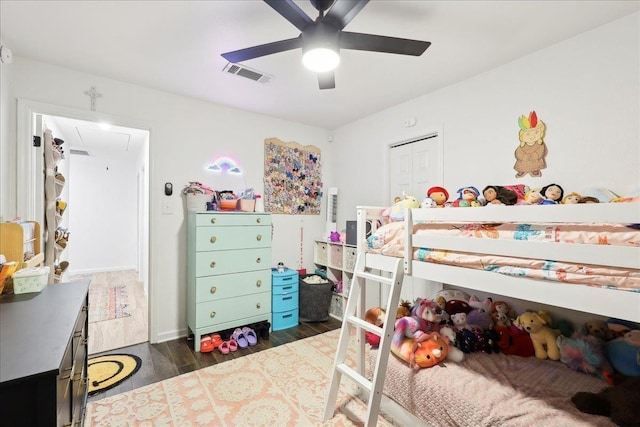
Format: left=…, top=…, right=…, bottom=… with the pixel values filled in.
left=68, top=148, right=139, bottom=273
left=2, top=59, right=331, bottom=342
left=332, top=13, right=640, bottom=226
left=0, top=46, right=13, bottom=221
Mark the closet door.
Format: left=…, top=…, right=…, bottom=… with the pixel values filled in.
left=387, top=134, right=443, bottom=303
left=388, top=134, right=441, bottom=203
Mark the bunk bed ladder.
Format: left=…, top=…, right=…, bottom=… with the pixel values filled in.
left=323, top=252, right=405, bottom=426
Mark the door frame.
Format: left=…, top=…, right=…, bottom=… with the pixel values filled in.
left=16, top=98, right=155, bottom=343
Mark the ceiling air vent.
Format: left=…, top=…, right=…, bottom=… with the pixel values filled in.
left=70, top=149, right=90, bottom=156
left=223, top=63, right=272, bottom=83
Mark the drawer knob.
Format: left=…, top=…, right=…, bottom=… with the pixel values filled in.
left=256, top=303, right=261, bottom=309
left=210, top=286, right=217, bottom=294
left=210, top=236, right=217, bottom=243
left=210, top=261, right=216, bottom=268
left=210, top=218, right=217, bottom=224
left=210, top=311, right=216, bottom=318
left=256, top=234, right=262, bottom=241
left=256, top=217, right=262, bottom=223
left=256, top=257, right=261, bottom=263
left=256, top=280, right=262, bottom=287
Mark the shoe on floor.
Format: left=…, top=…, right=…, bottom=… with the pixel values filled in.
left=200, top=335, right=214, bottom=353
left=242, top=327, right=258, bottom=346
left=232, top=328, right=248, bottom=348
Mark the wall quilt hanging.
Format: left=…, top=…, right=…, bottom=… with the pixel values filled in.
left=263, top=137, right=323, bottom=214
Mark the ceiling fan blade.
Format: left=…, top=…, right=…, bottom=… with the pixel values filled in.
left=323, top=0, right=369, bottom=30
left=318, top=71, right=336, bottom=90
left=264, top=0, right=313, bottom=32
left=221, top=37, right=302, bottom=63
left=340, top=31, right=431, bottom=56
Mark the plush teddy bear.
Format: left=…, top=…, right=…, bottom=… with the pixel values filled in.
left=572, top=375, right=640, bottom=426
left=583, top=319, right=615, bottom=342
left=514, top=311, right=561, bottom=360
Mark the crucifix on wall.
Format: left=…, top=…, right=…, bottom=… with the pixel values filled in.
left=84, top=86, right=102, bottom=111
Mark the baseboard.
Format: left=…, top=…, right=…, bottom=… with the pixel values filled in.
left=70, top=265, right=138, bottom=276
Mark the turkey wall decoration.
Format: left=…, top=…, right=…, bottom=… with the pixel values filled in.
left=514, top=111, right=547, bottom=178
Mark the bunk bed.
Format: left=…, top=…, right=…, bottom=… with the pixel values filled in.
left=353, top=202, right=639, bottom=426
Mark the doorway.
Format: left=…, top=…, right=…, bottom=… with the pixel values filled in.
left=387, top=132, right=443, bottom=303
left=16, top=100, right=151, bottom=354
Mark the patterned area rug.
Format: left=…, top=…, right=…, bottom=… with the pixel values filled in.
left=84, top=329, right=397, bottom=426
left=89, top=285, right=131, bottom=323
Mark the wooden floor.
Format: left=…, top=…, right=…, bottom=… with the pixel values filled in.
left=87, top=317, right=342, bottom=403
left=80, top=270, right=149, bottom=355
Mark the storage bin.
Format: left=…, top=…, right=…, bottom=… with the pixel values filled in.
left=186, top=193, right=211, bottom=211
left=238, top=199, right=255, bottom=212
left=273, top=309, right=299, bottom=331
left=298, top=274, right=333, bottom=322
left=13, top=266, right=50, bottom=294
left=329, top=244, right=343, bottom=268
left=272, top=268, right=299, bottom=331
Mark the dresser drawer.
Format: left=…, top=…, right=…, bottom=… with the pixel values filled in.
left=195, top=292, right=271, bottom=328
left=272, top=270, right=298, bottom=287
left=195, top=248, right=272, bottom=276
left=272, top=309, right=298, bottom=331
left=195, top=225, right=271, bottom=251
left=273, top=291, right=298, bottom=312
left=196, top=270, right=271, bottom=302
left=195, top=213, right=271, bottom=227
left=272, top=280, right=298, bottom=295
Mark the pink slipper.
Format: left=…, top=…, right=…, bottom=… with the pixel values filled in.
left=228, top=338, right=238, bottom=352
left=218, top=340, right=230, bottom=355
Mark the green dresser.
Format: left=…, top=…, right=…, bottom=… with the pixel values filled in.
left=187, top=212, right=272, bottom=351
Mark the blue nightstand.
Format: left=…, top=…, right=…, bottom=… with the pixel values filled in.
left=271, top=268, right=299, bottom=331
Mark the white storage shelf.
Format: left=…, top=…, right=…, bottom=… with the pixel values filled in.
left=313, top=240, right=356, bottom=321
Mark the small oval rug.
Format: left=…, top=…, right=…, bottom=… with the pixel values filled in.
left=88, top=353, right=142, bottom=395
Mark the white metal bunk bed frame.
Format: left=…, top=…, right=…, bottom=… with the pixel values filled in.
left=324, top=202, right=640, bottom=426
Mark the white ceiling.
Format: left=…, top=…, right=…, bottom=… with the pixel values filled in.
left=2, top=1, right=639, bottom=130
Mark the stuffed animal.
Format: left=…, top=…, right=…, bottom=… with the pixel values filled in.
left=364, top=307, right=386, bottom=348
left=482, top=185, right=518, bottom=205
left=396, top=298, right=443, bottom=339
left=572, top=376, right=640, bottom=426
left=382, top=192, right=420, bottom=221
left=390, top=332, right=449, bottom=370
left=514, top=311, right=561, bottom=360
left=467, top=295, right=494, bottom=328
left=452, top=186, right=482, bottom=207
left=540, top=183, right=564, bottom=204
left=493, top=300, right=515, bottom=320
left=582, top=319, right=615, bottom=342
left=426, top=186, right=449, bottom=208
left=557, top=333, right=615, bottom=383
left=451, top=312, right=471, bottom=331
left=606, top=330, right=640, bottom=377
left=438, top=325, right=465, bottom=362
left=496, top=325, right=535, bottom=357
left=396, top=299, right=412, bottom=320
left=436, top=289, right=470, bottom=302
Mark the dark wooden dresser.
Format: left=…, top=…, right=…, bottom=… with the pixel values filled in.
left=0, top=279, right=90, bottom=426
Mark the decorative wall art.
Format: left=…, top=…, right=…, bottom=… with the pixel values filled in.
left=264, top=138, right=323, bottom=215
left=514, top=110, right=548, bottom=178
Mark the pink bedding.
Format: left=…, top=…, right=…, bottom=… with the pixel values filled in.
left=369, top=349, right=617, bottom=426
left=366, top=221, right=640, bottom=291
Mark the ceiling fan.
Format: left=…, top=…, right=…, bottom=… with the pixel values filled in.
left=221, top=0, right=431, bottom=90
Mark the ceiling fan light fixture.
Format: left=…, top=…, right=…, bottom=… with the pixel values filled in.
left=302, top=47, right=340, bottom=72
